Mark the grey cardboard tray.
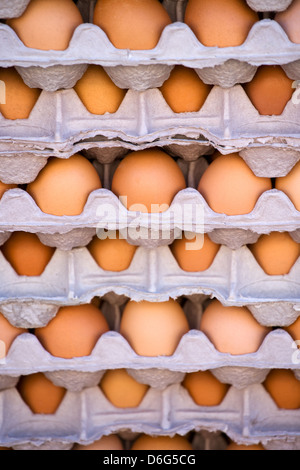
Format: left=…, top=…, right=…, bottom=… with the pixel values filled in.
left=1, top=19, right=300, bottom=90
left=0, top=381, right=299, bottom=450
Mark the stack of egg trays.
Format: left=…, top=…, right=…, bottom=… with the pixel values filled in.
left=0, top=0, right=300, bottom=450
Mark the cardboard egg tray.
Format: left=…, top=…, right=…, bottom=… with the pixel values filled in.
left=0, top=380, right=299, bottom=451
left=1, top=243, right=300, bottom=329
left=2, top=84, right=300, bottom=180
left=1, top=13, right=300, bottom=91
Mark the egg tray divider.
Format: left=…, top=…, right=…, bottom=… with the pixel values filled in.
left=0, top=381, right=300, bottom=451
left=1, top=20, right=300, bottom=91
left=2, top=243, right=300, bottom=329
left=2, top=85, right=300, bottom=181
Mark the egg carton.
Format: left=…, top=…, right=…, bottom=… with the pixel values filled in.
left=0, top=381, right=299, bottom=451
left=2, top=82, right=300, bottom=182
left=2, top=18, right=300, bottom=91
left=1, top=242, right=300, bottom=329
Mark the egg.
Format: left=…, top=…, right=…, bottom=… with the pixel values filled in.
left=74, top=65, right=127, bottom=115
left=0, top=181, right=17, bottom=200
left=88, top=232, right=137, bottom=272
left=131, top=434, right=193, bottom=450
left=73, top=435, right=124, bottom=451
left=0, top=68, right=41, bottom=120
left=93, top=0, right=171, bottom=50
left=199, top=300, right=271, bottom=355
left=197, top=153, right=272, bottom=215
left=263, top=369, right=300, bottom=409
left=170, top=232, right=220, bottom=272
left=111, top=149, right=186, bottom=213
left=275, top=0, right=300, bottom=43
left=1, top=232, right=55, bottom=277
left=0, top=313, right=27, bottom=357
left=184, top=0, right=259, bottom=47
left=7, top=0, right=83, bottom=51
left=275, top=161, right=300, bottom=212
left=119, top=299, right=190, bottom=357
left=99, top=368, right=149, bottom=408
left=182, top=370, right=230, bottom=406
left=243, top=66, right=294, bottom=116
left=159, top=65, right=212, bottom=113
left=34, top=304, right=109, bottom=359
left=17, top=373, right=66, bottom=414
left=227, top=442, right=265, bottom=450
left=26, top=154, right=102, bottom=216
left=284, top=316, right=300, bottom=344
left=248, top=232, right=300, bottom=276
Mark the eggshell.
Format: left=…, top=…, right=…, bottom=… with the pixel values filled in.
left=248, top=232, right=300, bottom=276
left=7, top=0, right=83, bottom=51
left=0, top=68, right=41, bottom=120
left=119, top=299, right=190, bottom=357
left=74, top=65, right=127, bottom=115
left=73, top=435, right=124, bottom=451
left=159, top=65, right=212, bottom=113
left=275, top=0, right=300, bottom=43
left=199, top=300, right=271, bottom=355
left=275, top=161, right=300, bottom=212
left=0, top=313, right=27, bottom=357
left=227, top=442, right=265, bottom=450
left=111, top=149, right=186, bottom=213
left=34, top=304, right=109, bottom=359
left=243, top=66, right=294, bottom=116
left=184, top=0, right=259, bottom=47
left=284, top=317, right=300, bottom=344
left=93, top=0, right=171, bottom=50
left=99, top=368, right=149, bottom=408
left=131, top=434, right=193, bottom=450
left=26, top=154, right=102, bottom=216
left=88, top=232, right=137, bottom=272
left=263, top=369, right=300, bottom=410
left=17, top=373, right=66, bottom=414
left=197, top=153, right=272, bottom=215
left=0, top=181, right=17, bottom=199
left=170, top=233, right=220, bottom=272
left=1, top=232, right=55, bottom=277
left=182, top=370, right=230, bottom=406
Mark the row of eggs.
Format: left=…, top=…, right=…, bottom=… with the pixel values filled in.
left=2, top=0, right=300, bottom=51
left=0, top=150, right=299, bottom=216
left=0, top=64, right=296, bottom=119
left=1, top=298, right=300, bottom=358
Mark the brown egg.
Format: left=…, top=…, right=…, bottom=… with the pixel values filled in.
left=99, top=369, right=149, bottom=408
left=227, top=442, right=265, bottom=450
left=0, top=313, right=27, bottom=357
left=0, top=68, right=41, bottom=120
left=243, top=66, right=294, bottom=116
left=184, top=0, right=258, bottom=47
left=182, top=370, right=230, bottom=406
left=7, top=0, right=83, bottom=51
left=275, top=161, right=300, bottom=212
left=197, top=153, right=272, bottom=215
left=131, top=434, right=193, bottom=450
left=275, top=0, right=300, bottom=43
left=74, top=65, right=127, bottom=115
left=26, top=154, right=102, bottom=216
left=159, top=65, right=212, bottom=113
left=111, top=149, right=186, bottom=213
left=170, top=233, right=220, bottom=272
left=263, top=369, right=300, bottom=409
left=0, top=181, right=17, bottom=200
left=93, top=0, right=171, bottom=50
left=199, top=300, right=271, bottom=355
left=73, top=435, right=124, bottom=451
left=0, top=447, right=12, bottom=450
left=284, top=316, right=300, bottom=344
left=35, top=304, right=109, bottom=359
left=88, top=232, right=137, bottom=272
left=248, top=232, right=300, bottom=276
left=1, top=232, right=55, bottom=276
left=17, top=373, right=66, bottom=414
left=119, top=299, right=190, bottom=357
